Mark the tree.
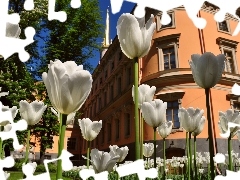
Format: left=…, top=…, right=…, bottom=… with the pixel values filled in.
left=31, top=82, right=59, bottom=163
left=38, top=0, right=103, bottom=76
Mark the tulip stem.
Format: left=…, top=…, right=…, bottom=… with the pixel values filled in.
left=163, top=138, right=166, bottom=180
left=0, top=126, right=3, bottom=159
left=194, top=136, right=197, bottom=178
left=56, top=113, right=67, bottom=180
left=140, top=111, right=144, bottom=159
left=153, top=127, right=157, bottom=168
left=186, top=132, right=189, bottom=180
left=24, top=129, right=30, bottom=164
left=189, top=132, right=193, bottom=179
left=87, top=141, right=90, bottom=168
left=228, top=134, right=233, bottom=171
left=205, top=88, right=215, bottom=180
left=133, top=57, right=140, bottom=160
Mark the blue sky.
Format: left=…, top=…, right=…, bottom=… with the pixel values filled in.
left=89, top=0, right=135, bottom=69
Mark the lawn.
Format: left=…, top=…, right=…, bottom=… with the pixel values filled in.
left=8, top=172, right=72, bottom=180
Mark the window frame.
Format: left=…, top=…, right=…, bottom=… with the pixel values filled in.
left=217, top=37, right=239, bottom=74
left=157, top=11, right=176, bottom=31
left=115, top=119, right=120, bottom=140
left=217, top=20, right=231, bottom=34
left=124, top=113, right=131, bottom=137
left=156, top=34, right=180, bottom=71
left=166, top=100, right=181, bottom=129
left=107, top=122, right=112, bottom=143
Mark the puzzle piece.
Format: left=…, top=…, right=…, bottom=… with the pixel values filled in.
left=110, top=0, right=240, bottom=35
left=0, top=0, right=35, bottom=62
left=0, top=156, right=15, bottom=180
left=48, top=0, right=81, bottom=22
left=79, top=169, right=109, bottom=180
left=215, top=170, right=240, bottom=180
left=22, top=149, right=73, bottom=180
left=0, top=119, right=28, bottom=150
left=116, top=159, right=158, bottom=180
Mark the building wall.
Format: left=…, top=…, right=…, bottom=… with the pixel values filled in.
left=80, top=4, right=240, bottom=162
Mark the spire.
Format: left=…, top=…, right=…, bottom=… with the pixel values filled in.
left=102, top=7, right=110, bottom=48
left=101, top=7, right=110, bottom=58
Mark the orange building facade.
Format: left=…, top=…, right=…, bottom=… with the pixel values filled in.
left=80, top=3, right=240, bottom=161
left=15, top=3, right=240, bottom=164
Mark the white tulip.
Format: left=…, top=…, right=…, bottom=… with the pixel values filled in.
left=6, top=22, right=21, bottom=38
left=157, top=121, right=172, bottom=139
left=51, top=107, right=76, bottom=125
left=78, top=118, right=102, bottom=141
left=132, top=84, right=156, bottom=109
left=117, top=13, right=156, bottom=59
left=143, top=143, right=157, bottom=158
left=109, top=145, right=129, bottom=162
left=192, top=115, right=206, bottom=136
left=90, top=148, right=120, bottom=173
left=218, top=109, right=240, bottom=138
left=19, top=100, right=47, bottom=125
left=189, top=52, right=225, bottom=88
left=178, top=107, right=205, bottom=133
left=42, top=60, right=92, bottom=115
left=141, top=99, right=167, bottom=128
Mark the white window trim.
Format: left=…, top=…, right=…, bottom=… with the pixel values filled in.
left=157, top=10, right=176, bottom=31
left=155, top=33, right=180, bottom=71
left=217, top=37, right=239, bottom=74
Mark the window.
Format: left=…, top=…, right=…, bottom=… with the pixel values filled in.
left=107, top=123, right=112, bottom=142
left=217, top=20, right=230, bottom=33
left=104, top=91, right=107, bottom=105
left=98, top=97, right=102, bottom=110
left=110, top=85, right=114, bottom=100
left=157, top=11, right=175, bottom=31
left=163, top=47, right=176, bottom=69
left=118, top=77, right=121, bottom=94
left=101, top=126, right=104, bottom=144
left=125, top=113, right=131, bottom=137
left=166, top=101, right=180, bottom=128
left=217, top=37, right=239, bottom=74
left=111, top=61, right=114, bottom=70
left=155, top=33, right=180, bottom=71
left=100, top=78, right=102, bottom=84
left=105, top=70, right=108, bottom=79
left=115, top=119, right=120, bottom=140
left=232, top=101, right=240, bottom=113
left=67, top=138, right=77, bottom=150
left=119, top=51, right=122, bottom=61
left=223, top=50, right=235, bottom=73
left=127, top=67, right=131, bottom=85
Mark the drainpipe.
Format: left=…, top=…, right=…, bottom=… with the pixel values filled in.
left=197, top=11, right=218, bottom=155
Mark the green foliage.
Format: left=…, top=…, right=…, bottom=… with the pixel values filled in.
left=31, top=82, right=59, bottom=160
left=0, top=58, right=35, bottom=150
left=35, top=163, right=57, bottom=173
left=38, top=0, right=104, bottom=76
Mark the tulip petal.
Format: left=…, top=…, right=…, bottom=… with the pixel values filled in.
left=192, top=116, right=206, bottom=136
left=117, top=14, right=142, bottom=59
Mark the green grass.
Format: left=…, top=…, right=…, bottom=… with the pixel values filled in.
left=8, top=172, right=72, bottom=180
